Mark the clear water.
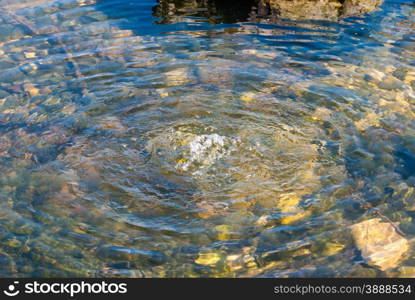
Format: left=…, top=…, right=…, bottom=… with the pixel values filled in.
left=0, top=0, right=414, bottom=277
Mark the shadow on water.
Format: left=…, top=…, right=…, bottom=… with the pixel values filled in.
left=150, top=0, right=385, bottom=23
left=89, top=0, right=393, bottom=62
left=151, top=0, right=259, bottom=24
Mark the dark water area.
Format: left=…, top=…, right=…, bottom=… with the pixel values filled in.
left=0, top=0, right=414, bottom=277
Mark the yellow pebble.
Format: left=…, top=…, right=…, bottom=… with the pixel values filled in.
left=195, top=252, right=221, bottom=266
left=322, top=242, right=345, bottom=256
left=25, top=85, right=40, bottom=97
left=240, top=92, right=255, bottom=102
left=176, top=158, right=186, bottom=164
left=25, top=52, right=36, bottom=59
left=243, top=255, right=257, bottom=268
left=226, top=255, right=241, bottom=262
left=279, top=194, right=301, bottom=210
left=292, top=248, right=311, bottom=257
left=215, top=224, right=231, bottom=241
left=280, top=210, right=308, bottom=225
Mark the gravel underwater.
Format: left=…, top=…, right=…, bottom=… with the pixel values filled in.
left=0, top=0, right=414, bottom=277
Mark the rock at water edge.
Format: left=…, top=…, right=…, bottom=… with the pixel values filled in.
left=350, top=218, right=409, bottom=271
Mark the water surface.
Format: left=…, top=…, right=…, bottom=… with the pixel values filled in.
left=0, top=0, right=414, bottom=277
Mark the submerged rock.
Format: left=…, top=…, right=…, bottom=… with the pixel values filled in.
left=322, top=242, right=345, bottom=256
left=195, top=252, right=222, bottom=266
left=350, top=218, right=409, bottom=271
left=154, top=0, right=383, bottom=23
left=342, top=0, right=383, bottom=16
left=262, top=0, right=383, bottom=20
left=164, top=68, right=191, bottom=87
left=97, top=116, right=126, bottom=136
left=264, top=0, right=342, bottom=20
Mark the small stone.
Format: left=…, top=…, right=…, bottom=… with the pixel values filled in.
left=25, top=52, right=36, bottom=59
left=214, top=224, right=231, bottom=241
left=77, top=0, right=96, bottom=6
left=164, top=68, right=189, bottom=86
left=311, top=107, right=332, bottom=122
left=98, top=116, right=126, bottom=135
left=44, top=96, right=61, bottom=106
left=62, top=104, right=77, bottom=116
left=292, top=248, right=311, bottom=258
left=225, top=254, right=244, bottom=272
left=280, top=210, right=308, bottom=225
left=240, top=92, right=256, bottom=102
left=20, top=63, right=38, bottom=75
left=176, top=158, right=186, bottom=164
left=23, top=84, right=40, bottom=97
left=5, top=237, right=21, bottom=248
left=322, top=242, right=345, bottom=256
left=196, top=200, right=228, bottom=219
left=226, top=255, right=241, bottom=262
left=195, top=252, right=221, bottom=266
left=350, top=218, right=409, bottom=271
left=277, top=194, right=309, bottom=225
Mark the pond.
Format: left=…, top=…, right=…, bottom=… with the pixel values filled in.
left=0, top=0, right=414, bottom=277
